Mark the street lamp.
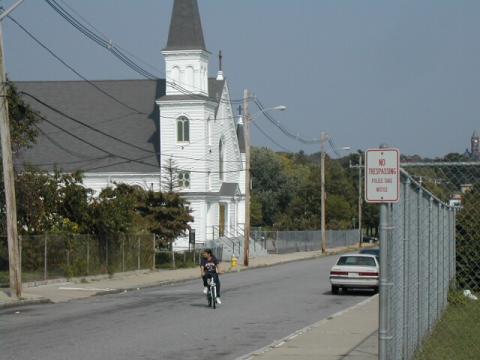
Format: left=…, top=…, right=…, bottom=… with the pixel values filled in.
left=243, top=91, right=286, bottom=266
left=319, top=131, right=350, bottom=253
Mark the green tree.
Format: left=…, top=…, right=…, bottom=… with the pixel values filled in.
left=6, top=80, right=41, bottom=153
left=251, top=147, right=292, bottom=227
left=137, top=191, right=193, bottom=245
left=90, top=184, right=144, bottom=236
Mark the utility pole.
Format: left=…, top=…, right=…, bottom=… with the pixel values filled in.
left=0, top=0, right=25, bottom=298
left=320, top=132, right=327, bottom=254
left=358, top=151, right=363, bottom=249
left=243, top=89, right=250, bottom=266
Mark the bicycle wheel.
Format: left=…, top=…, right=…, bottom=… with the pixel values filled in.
left=207, top=291, right=212, bottom=307
left=212, top=285, right=216, bottom=309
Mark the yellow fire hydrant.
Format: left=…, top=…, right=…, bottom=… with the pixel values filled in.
left=231, top=255, right=239, bottom=272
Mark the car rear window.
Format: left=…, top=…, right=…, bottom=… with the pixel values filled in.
left=337, top=256, right=376, bottom=267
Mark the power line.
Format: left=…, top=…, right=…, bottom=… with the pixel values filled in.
left=33, top=111, right=160, bottom=170
left=7, top=15, right=147, bottom=115
left=33, top=123, right=111, bottom=161
left=21, top=91, right=154, bottom=154
left=254, top=98, right=320, bottom=145
left=252, top=121, right=291, bottom=152
left=17, top=92, right=247, bottom=164
left=43, top=0, right=247, bottom=105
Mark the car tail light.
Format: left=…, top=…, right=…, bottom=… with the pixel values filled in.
left=330, top=271, right=348, bottom=276
left=359, top=272, right=379, bottom=277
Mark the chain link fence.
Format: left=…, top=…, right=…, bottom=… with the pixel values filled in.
left=0, top=234, right=226, bottom=287
left=252, top=229, right=361, bottom=254
left=381, top=162, right=480, bottom=360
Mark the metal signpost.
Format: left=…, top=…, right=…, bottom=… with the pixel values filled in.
left=365, top=148, right=400, bottom=203
left=365, top=147, right=400, bottom=360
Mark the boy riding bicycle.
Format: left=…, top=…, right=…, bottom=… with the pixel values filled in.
left=200, top=249, right=222, bottom=304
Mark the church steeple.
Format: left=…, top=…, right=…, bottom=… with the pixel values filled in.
left=471, top=130, right=480, bottom=159
left=164, top=0, right=207, bottom=51
left=162, top=0, right=210, bottom=96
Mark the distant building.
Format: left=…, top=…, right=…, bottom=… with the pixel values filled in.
left=465, top=131, right=480, bottom=160
left=449, top=194, right=462, bottom=208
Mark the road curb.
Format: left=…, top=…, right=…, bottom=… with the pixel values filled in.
left=0, top=297, right=52, bottom=310
left=235, top=295, right=379, bottom=360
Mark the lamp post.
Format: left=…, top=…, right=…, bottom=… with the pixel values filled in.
left=243, top=91, right=286, bottom=266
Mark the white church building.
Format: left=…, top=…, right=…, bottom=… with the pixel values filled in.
left=15, top=0, right=246, bottom=248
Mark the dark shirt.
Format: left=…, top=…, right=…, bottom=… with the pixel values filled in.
left=201, top=256, right=219, bottom=274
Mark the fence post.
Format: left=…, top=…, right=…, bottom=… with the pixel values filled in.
left=105, top=237, right=109, bottom=271
left=86, top=237, right=90, bottom=276
left=428, top=197, right=433, bottom=331
left=137, top=236, right=141, bottom=271
left=416, top=186, right=423, bottom=349
left=403, top=178, right=411, bottom=359
left=44, top=234, right=48, bottom=281
left=152, top=234, right=156, bottom=270
left=171, top=242, right=176, bottom=269
left=379, top=203, right=391, bottom=360
left=66, top=247, right=70, bottom=270
left=120, top=236, right=124, bottom=272
left=275, top=230, right=279, bottom=254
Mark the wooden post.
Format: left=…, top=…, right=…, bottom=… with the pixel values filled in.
left=320, top=132, right=327, bottom=254
left=358, top=152, right=363, bottom=249
left=0, top=22, right=21, bottom=298
left=243, top=89, right=251, bottom=266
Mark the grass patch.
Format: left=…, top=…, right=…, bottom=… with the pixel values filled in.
left=415, top=291, right=480, bottom=360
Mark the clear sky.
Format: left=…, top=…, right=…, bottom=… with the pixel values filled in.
left=3, top=0, right=480, bottom=158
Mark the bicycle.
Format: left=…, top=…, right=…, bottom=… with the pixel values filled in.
left=205, top=272, right=218, bottom=309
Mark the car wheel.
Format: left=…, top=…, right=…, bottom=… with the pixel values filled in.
left=331, top=285, right=339, bottom=295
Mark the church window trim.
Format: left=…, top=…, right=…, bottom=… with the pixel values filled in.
left=177, top=116, right=190, bottom=143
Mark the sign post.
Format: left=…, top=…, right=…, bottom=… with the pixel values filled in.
left=365, top=148, right=400, bottom=204
left=364, top=147, right=400, bottom=360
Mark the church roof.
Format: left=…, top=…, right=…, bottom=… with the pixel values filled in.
left=164, top=0, right=207, bottom=52
left=472, top=130, right=479, bottom=138
left=14, top=78, right=226, bottom=173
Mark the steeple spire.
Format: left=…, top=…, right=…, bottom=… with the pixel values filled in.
left=164, top=0, right=207, bottom=51
left=216, top=50, right=224, bottom=81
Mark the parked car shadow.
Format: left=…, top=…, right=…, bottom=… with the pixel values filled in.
left=323, top=289, right=376, bottom=296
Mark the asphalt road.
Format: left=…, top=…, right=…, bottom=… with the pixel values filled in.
left=0, top=256, right=372, bottom=360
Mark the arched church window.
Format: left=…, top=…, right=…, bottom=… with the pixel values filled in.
left=177, top=116, right=190, bottom=142
left=186, top=66, right=194, bottom=89
left=219, top=138, right=224, bottom=181
left=171, top=66, right=180, bottom=83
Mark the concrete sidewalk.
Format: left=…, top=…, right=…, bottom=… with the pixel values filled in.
left=1, top=247, right=358, bottom=306
left=240, top=295, right=379, bottom=360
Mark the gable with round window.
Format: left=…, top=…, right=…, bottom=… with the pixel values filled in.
left=178, top=171, right=191, bottom=189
